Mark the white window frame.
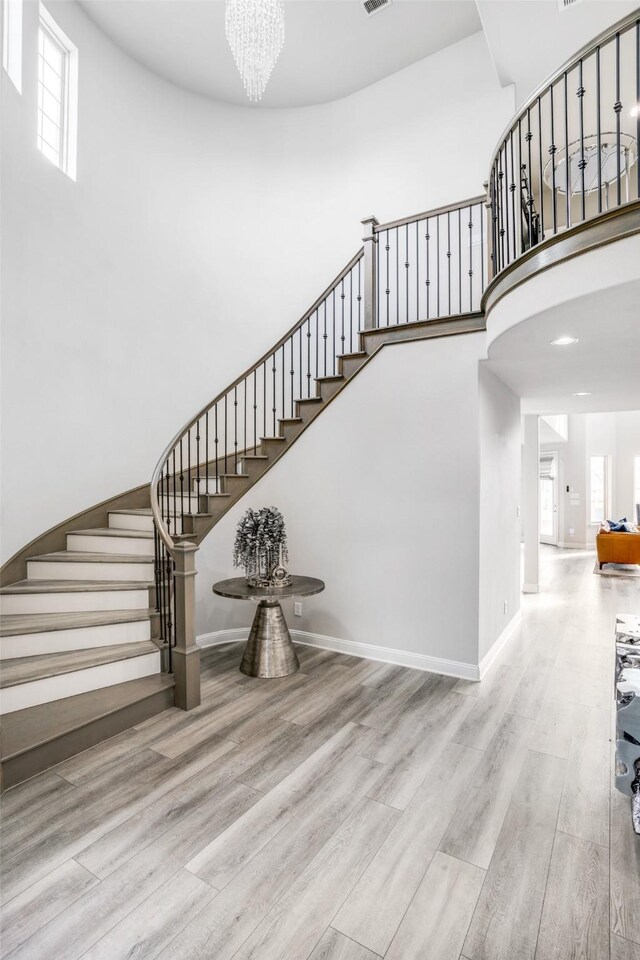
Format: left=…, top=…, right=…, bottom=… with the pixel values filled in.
left=589, top=454, right=610, bottom=525
left=37, top=4, right=78, bottom=180
left=2, top=0, right=23, bottom=93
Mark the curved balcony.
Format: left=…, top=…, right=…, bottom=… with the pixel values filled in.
left=483, top=10, right=640, bottom=317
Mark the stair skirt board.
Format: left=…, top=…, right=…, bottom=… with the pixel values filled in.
left=1, top=679, right=175, bottom=791
left=27, top=560, right=155, bottom=582
left=197, top=628, right=483, bottom=681
left=66, top=534, right=155, bottom=557
left=0, top=651, right=161, bottom=714
left=0, top=619, right=152, bottom=659
left=0, top=588, right=151, bottom=616
left=108, top=513, right=155, bottom=532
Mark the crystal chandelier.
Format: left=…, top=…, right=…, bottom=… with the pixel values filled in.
left=225, top=0, right=285, bottom=103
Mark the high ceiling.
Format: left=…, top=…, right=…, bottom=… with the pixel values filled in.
left=77, top=0, right=482, bottom=108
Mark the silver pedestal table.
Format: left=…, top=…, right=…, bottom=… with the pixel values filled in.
left=212, top=575, right=325, bottom=678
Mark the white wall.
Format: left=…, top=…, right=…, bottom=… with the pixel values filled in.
left=196, top=334, right=488, bottom=671
left=541, top=411, right=640, bottom=547
left=1, top=1, right=514, bottom=562
left=478, top=364, right=521, bottom=661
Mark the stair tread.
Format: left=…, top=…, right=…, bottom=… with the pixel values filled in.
left=339, top=350, right=368, bottom=358
left=0, top=580, right=153, bottom=595
left=0, top=641, right=160, bottom=689
left=317, top=375, right=344, bottom=382
left=243, top=455, right=269, bottom=461
left=0, top=609, right=153, bottom=637
left=297, top=396, right=323, bottom=404
left=69, top=528, right=153, bottom=539
left=0, top=674, right=175, bottom=762
left=109, top=508, right=153, bottom=516
left=29, top=551, right=154, bottom=564
left=278, top=417, right=303, bottom=424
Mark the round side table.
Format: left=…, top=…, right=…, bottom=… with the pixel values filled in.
left=212, top=575, right=325, bottom=678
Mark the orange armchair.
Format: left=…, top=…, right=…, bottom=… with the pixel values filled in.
left=596, top=531, right=640, bottom=568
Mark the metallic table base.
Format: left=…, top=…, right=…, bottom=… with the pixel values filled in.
left=239, top=599, right=300, bottom=678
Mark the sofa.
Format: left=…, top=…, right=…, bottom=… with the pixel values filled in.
left=596, top=531, right=640, bottom=568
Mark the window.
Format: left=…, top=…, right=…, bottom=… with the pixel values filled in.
left=589, top=455, right=608, bottom=524
left=634, top=457, right=640, bottom=519
left=37, top=5, right=77, bottom=178
left=2, top=0, right=22, bottom=92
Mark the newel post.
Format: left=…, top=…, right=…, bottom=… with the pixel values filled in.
left=361, top=215, right=379, bottom=330
left=172, top=541, right=201, bottom=710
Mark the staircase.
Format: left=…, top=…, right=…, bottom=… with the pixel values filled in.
left=1, top=201, right=486, bottom=791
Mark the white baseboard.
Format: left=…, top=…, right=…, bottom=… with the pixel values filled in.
left=477, top=610, right=522, bottom=681
left=197, top=627, right=481, bottom=681
left=558, top=541, right=588, bottom=549
left=197, top=628, right=249, bottom=649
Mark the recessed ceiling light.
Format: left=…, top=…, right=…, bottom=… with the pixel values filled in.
left=573, top=391, right=591, bottom=397
left=550, top=336, right=579, bottom=346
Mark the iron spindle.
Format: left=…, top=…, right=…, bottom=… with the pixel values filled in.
left=550, top=81, right=558, bottom=231
left=436, top=217, right=440, bottom=317
left=332, top=289, right=336, bottom=374
left=290, top=335, right=294, bottom=420
left=253, top=371, right=257, bottom=451
left=187, top=426, right=192, bottom=509
left=596, top=46, right=602, bottom=212
left=224, top=394, right=228, bottom=474
left=537, top=98, right=545, bottom=240
left=205, top=410, right=209, bottom=494
left=564, top=72, right=570, bottom=227
left=447, top=211, right=451, bottom=315
left=323, top=301, right=327, bottom=378
left=525, top=111, right=533, bottom=250
left=263, top=361, right=266, bottom=438
left=415, top=220, right=419, bottom=323
left=272, top=352, right=277, bottom=435
left=396, top=225, right=399, bottom=325
left=637, top=22, right=640, bottom=198
left=509, top=132, right=516, bottom=261
left=340, top=278, right=345, bottom=353
left=578, top=60, right=586, bottom=221
left=171, top=450, right=177, bottom=540
left=405, top=222, right=409, bottom=324
left=307, top=316, right=311, bottom=398
left=457, top=208, right=462, bottom=313
left=468, top=205, right=473, bottom=311
left=281, top=343, right=285, bottom=425
left=615, top=32, right=622, bottom=206
left=299, top=326, right=302, bottom=401
left=426, top=219, right=430, bottom=319
left=179, top=438, right=184, bottom=530
left=385, top=229, right=390, bottom=326
left=196, top=420, right=200, bottom=501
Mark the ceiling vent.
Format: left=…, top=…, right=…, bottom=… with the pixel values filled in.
left=362, top=0, right=392, bottom=17
left=558, top=0, right=582, bottom=10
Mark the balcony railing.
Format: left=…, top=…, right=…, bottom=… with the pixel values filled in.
left=487, top=11, right=640, bottom=279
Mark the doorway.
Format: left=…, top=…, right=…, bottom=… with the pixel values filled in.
left=540, top=451, right=558, bottom=546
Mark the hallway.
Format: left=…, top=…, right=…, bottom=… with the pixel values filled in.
left=1, top=547, right=639, bottom=960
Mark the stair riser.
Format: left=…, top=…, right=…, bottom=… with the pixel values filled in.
left=108, top=513, right=154, bottom=533
left=66, top=534, right=155, bottom=557
left=192, top=478, right=223, bottom=495
left=339, top=358, right=367, bottom=378
left=1, top=619, right=151, bottom=659
left=318, top=379, right=344, bottom=402
left=0, top=589, right=150, bottom=615
left=295, top=403, right=323, bottom=424
left=159, top=496, right=201, bottom=515
left=278, top=422, right=304, bottom=441
left=27, top=560, right=154, bottom=582
left=0, top=651, right=161, bottom=715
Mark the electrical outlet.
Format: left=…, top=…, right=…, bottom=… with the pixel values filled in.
left=503, top=600, right=508, bottom=615
left=294, top=601, right=302, bottom=617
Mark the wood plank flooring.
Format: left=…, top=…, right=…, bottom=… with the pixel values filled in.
left=1, top=546, right=638, bottom=959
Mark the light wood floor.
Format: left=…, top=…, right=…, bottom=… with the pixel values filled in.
left=1, top=547, right=639, bottom=960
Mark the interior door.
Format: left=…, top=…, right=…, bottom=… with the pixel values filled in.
left=540, top=452, right=559, bottom=546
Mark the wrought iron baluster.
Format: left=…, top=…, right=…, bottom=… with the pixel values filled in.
left=578, top=60, right=586, bottom=221
left=468, top=205, right=473, bottom=312
left=195, top=419, right=200, bottom=502
left=447, top=211, right=451, bottom=316
left=436, top=216, right=440, bottom=317
left=415, top=220, right=419, bottom=323
left=224, top=394, right=228, bottom=474
left=214, top=404, right=219, bottom=490
left=615, top=32, right=622, bottom=206
left=509, top=131, right=516, bottom=257
left=290, top=335, right=294, bottom=419
left=596, top=46, right=602, bottom=213
left=385, top=228, right=390, bottom=326
left=425, top=218, right=430, bottom=320
left=179, top=438, right=184, bottom=529
left=272, top=352, right=277, bottom=435
left=550, top=82, right=557, bottom=231
left=564, top=71, right=570, bottom=227
left=307, top=315, right=312, bottom=398
left=405, top=222, right=409, bottom=324
left=340, top=278, right=345, bottom=356
left=253, top=370, right=257, bottom=451
left=537, top=97, right=545, bottom=239
left=457, top=208, right=462, bottom=314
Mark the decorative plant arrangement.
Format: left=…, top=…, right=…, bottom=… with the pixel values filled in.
left=233, top=506, right=291, bottom=587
